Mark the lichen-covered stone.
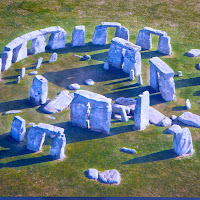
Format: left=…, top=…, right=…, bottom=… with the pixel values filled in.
left=186, top=99, right=191, bottom=110
left=36, top=57, right=43, bottom=69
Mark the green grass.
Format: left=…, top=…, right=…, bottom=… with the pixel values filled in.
left=0, top=0, right=200, bottom=197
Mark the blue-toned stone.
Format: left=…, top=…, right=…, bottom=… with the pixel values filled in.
left=71, top=25, right=85, bottom=47
left=92, top=25, right=107, bottom=45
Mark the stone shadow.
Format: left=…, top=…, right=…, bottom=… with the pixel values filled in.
left=172, top=106, right=186, bottom=111
left=193, top=91, right=200, bottom=96
left=175, top=77, right=200, bottom=89
left=123, top=149, right=177, bottom=165
left=104, top=78, right=130, bottom=86
left=141, top=50, right=165, bottom=59
left=2, top=75, right=18, bottom=80
left=111, top=83, right=139, bottom=91
left=91, top=51, right=109, bottom=62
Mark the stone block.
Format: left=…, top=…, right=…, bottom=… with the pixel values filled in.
left=98, top=169, right=121, bottom=184
left=86, top=169, right=99, bottom=180
left=30, top=34, right=46, bottom=54
left=167, top=124, right=182, bottom=134
left=1, top=50, right=13, bottom=71
left=186, top=99, right=191, bottom=110
left=129, top=69, right=135, bottom=80
left=136, top=30, right=152, bottom=50
left=71, top=25, right=85, bottom=47
left=39, top=26, right=64, bottom=35
left=47, top=31, right=67, bottom=49
left=115, top=26, right=129, bottom=41
left=20, top=30, right=42, bottom=41
left=92, top=25, right=107, bottom=45
left=186, top=49, right=200, bottom=57
left=101, top=22, right=121, bottom=27
left=36, top=57, right=43, bottom=69
left=178, top=112, right=200, bottom=128
left=158, top=36, right=172, bottom=55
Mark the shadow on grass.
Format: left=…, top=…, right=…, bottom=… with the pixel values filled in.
left=4, top=80, right=17, bottom=85
left=172, top=106, right=186, bottom=111
left=123, top=149, right=177, bottom=165
left=193, top=90, right=200, bottom=96
left=2, top=75, right=18, bottom=80
left=111, top=83, right=139, bottom=90
left=91, top=51, right=109, bottom=62
left=175, top=77, right=200, bottom=89
left=104, top=78, right=130, bottom=86
left=141, top=50, right=165, bottom=59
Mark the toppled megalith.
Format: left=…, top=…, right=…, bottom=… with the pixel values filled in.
left=71, top=25, right=85, bottom=47
left=70, top=90, right=112, bottom=134
left=134, top=91, right=150, bottom=130
left=178, top=112, right=200, bottom=128
left=29, top=75, right=48, bottom=106
left=10, top=116, right=26, bottom=142
left=173, top=127, right=194, bottom=156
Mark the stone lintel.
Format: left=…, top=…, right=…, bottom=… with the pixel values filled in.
left=143, top=27, right=167, bottom=36
left=101, top=22, right=121, bottom=28
left=5, top=37, right=25, bottom=51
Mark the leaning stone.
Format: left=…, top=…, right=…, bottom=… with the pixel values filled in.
left=103, top=62, right=109, bottom=70
left=84, top=79, right=95, bottom=86
left=138, top=75, right=143, bottom=85
left=43, top=90, right=72, bottom=113
left=71, top=25, right=85, bottom=47
left=178, top=112, right=200, bottom=128
left=177, top=71, right=182, bottom=77
left=3, top=110, right=22, bottom=115
left=36, top=57, right=43, bottom=69
left=120, top=147, right=136, bottom=154
left=20, top=67, right=25, bottom=78
left=98, top=169, right=121, bottom=184
left=86, top=168, right=99, bottom=180
left=10, top=116, right=26, bottom=142
left=112, top=104, right=130, bottom=115
left=173, top=127, right=194, bottom=156
left=28, top=71, right=38, bottom=75
left=129, top=69, right=135, bottom=80
left=186, top=49, right=200, bottom=57
left=49, top=52, right=58, bottom=63
left=16, top=76, right=21, bottom=84
left=167, top=124, right=182, bottom=134
left=68, top=83, right=80, bottom=90
left=92, top=25, right=107, bottom=45
left=186, top=99, right=191, bottom=110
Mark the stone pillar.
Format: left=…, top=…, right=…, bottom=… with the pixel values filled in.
left=29, top=75, right=48, bottom=105
left=134, top=91, right=150, bottom=130
left=71, top=25, right=85, bottom=47
left=47, top=31, right=67, bottom=49
left=20, top=67, right=25, bottom=78
left=150, top=64, right=159, bottom=91
left=10, top=116, right=26, bottom=142
left=70, top=102, right=90, bottom=129
left=158, top=36, right=172, bottom=55
left=115, top=26, right=129, bottom=41
left=27, top=126, right=46, bottom=152
left=108, top=43, right=124, bottom=69
left=30, top=34, right=46, bottom=54
left=1, top=50, right=13, bottom=71
left=173, top=128, right=194, bottom=156
left=50, top=133, right=66, bottom=160
left=92, top=25, right=107, bottom=45
left=90, top=101, right=112, bottom=134
left=136, top=30, right=152, bottom=50
left=12, top=41, right=28, bottom=63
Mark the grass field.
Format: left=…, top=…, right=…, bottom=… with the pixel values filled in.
left=0, top=0, right=200, bottom=197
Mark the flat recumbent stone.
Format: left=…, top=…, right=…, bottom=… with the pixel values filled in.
left=84, top=79, right=95, bottom=86
left=98, top=169, right=121, bottom=184
left=186, top=49, right=200, bottom=57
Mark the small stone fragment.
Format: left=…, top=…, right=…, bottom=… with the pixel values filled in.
left=98, top=169, right=121, bottom=184
left=103, top=62, right=109, bottom=70
left=16, top=76, right=20, bottom=84
left=167, top=124, right=182, bottom=134
left=129, top=69, right=135, bottom=81
left=186, top=49, right=200, bottom=57
left=186, top=99, right=191, bottom=110
left=120, top=147, right=136, bottom=154
left=36, top=57, right=43, bottom=69
left=68, top=83, right=80, bottom=90
left=28, top=71, right=38, bottom=75
left=49, top=52, right=58, bottom=63
left=138, top=75, right=143, bottom=85
left=159, top=117, right=172, bottom=127
left=83, top=54, right=91, bottom=60
left=20, top=67, right=25, bottom=78
left=86, top=169, right=99, bottom=180
left=84, top=79, right=95, bottom=86
left=177, top=71, right=182, bottom=77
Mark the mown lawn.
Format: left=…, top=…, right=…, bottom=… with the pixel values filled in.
left=0, top=0, right=200, bottom=197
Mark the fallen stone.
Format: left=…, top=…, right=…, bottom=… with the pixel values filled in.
left=186, top=99, right=191, bottom=110
left=103, top=62, right=109, bottom=70
left=138, top=75, right=143, bottom=85
left=43, top=90, right=72, bottom=113
left=28, top=71, right=38, bottom=75
left=177, top=71, right=182, bottom=77
left=98, top=169, right=121, bottom=184
left=36, top=57, right=43, bottom=69
left=115, top=97, right=136, bottom=114
left=86, top=168, right=99, bottom=180
left=20, top=67, right=25, bottom=78
left=68, top=83, right=80, bottom=90
left=171, top=115, right=177, bottom=121
left=186, top=49, right=200, bottom=57
left=167, top=124, right=182, bottom=134
left=82, top=54, right=91, bottom=60
left=16, top=76, right=20, bottom=84
left=173, top=127, right=194, bottom=156
left=159, top=117, right=172, bottom=127
left=10, top=116, right=26, bottom=142
left=49, top=52, right=58, bottom=63
left=112, top=104, right=130, bottom=115
left=84, top=79, right=95, bottom=86
left=47, top=115, right=56, bottom=120
left=27, top=122, right=36, bottom=127
left=3, top=110, right=22, bottom=115
left=120, top=147, right=136, bottom=154
left=178, top=112, right=200, bottom=128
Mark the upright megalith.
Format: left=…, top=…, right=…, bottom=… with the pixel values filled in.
left=20, top=67, right=25, bottom=78
left=49, top=52, right=58, bottom=63
left=115, top=26, right=129, bottom=41
left=29, top=75, right=48, bottom=105
left=173, top=128, right=194, bottom=156
left=134, top=91, right=150, bottom=130
left=47, top=31, right=66, bottom=50
left=158, top=36, right=172, bottom=55
left=50, top=132, right=66, bottom=160
left=71, top=25, right=85, bottom=47
left=136, top=29, right=152, bottom=50
left=10, top=116, right=26, bottom=142
left=30, top=34, right=46, bottom=55
left=92, top=25, right=107, bottom=45
left=149, top=57, right=175, bottom=101
left=1, top=50, right=13, bottom=71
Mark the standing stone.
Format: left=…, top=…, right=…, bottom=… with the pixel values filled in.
left=157, top=36, right=172, bottom=55
left=138, top=75, right=143, bottom=85
left=10, top=116, right=26, bottom=142
left=1, top=50, right=13, bottom=71
left=71, top=25, right=85, bottom=47
left=134, top=91, right=150, bottom=130
left=47, top=31, right=67, bottom=49
left=129, top=69, right=135, bottom=80
left=27, top=126, right=46, bottom=152
left=12, top=41, right=28, bottom=63
left=103, top=62, right=109, bottom=70
left=136, top=30, right=152, bottom=50
left=115, top=26, right=129, bottom=41
left=29, top=75, right=48, bottom=105
left=49, top=52, right=58, bottom=63
left=30, top=34, right=46, bottom=55
left=0, top=58, right=2, bottom=79
left=50, top=133, right=66, bottom=160
left=20, top=67, right=25, bottom=78
left=186, top=99, right=191, bottom=110
left=119, top=107, right=128, bottom=122
left=177, top=71, right=182, bottom=77
left=36, top=57, right=43, bottom=69
left=173, top=128, right=194, bottom=156
left=16, top=76, right=21, bottom=84
left=92, top=25, right=107, bottom=45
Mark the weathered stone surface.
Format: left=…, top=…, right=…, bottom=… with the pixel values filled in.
left=158, top=36, right=172, bottom=55
left=136, top=30, right=152, bottom=50
left=2, top=110, right=22, bottom=115
left=115, top=26, right=129, bottom=41
left=112, top=104, right=130, bottom=115
left=39, top=26, right=64, bottom=35
left=186, top=99, right=191, bottom=110
left=98, top=169, right=121, bottom=184
left=171, top=115, right=177, bottom=121
left=167, top=124, right=182, bottom=134
left=5, top=37, right=25, bottom=51
left=43, top=90, right=72, bottom=113
left=101, top=22, right=121, bottom=27
left=186, top=49, right=200, bottom=57
left=142, top=27, right=167, bottom=36
left=1, top=50, right=13, bottom=71
left=16, top=76, right=20, bottom=84
left=50, top=133, right=66, bottom=160
left=138, top=75, right=143, bottom=85
left=173, top=127, right=194, bottom=156
left=27, top=122, right=36, bottom=127
left=103, top=61, right=109, bottom=70
left=47, top=31, right=66, bottom=49
left=27, top=126, right=46, bottom=152
left=134, top=91, right=150, bottom=130
left=12, top=40, right=27, bottom=63
left=177, top=71, right=182, bottom=77
left=68, top=83, right=80, bottom=90
left=82, top=54, right=91, bottom=60
left=49, top=52, right=58, bottom=63
left=20, top=67, right=25, bottom=78
left=20, top=30, right=42, bottom=41
left=71, top=25, right=85, bottom=47
left=86, top=168, right=99, bottom=180
left=92, top=25, right=107, bottom=45
left=84, top=79, right=95, bottom=86
left=159, top=117, right=172, bottom=127
left=10, top=116, right=26, bottom=142
left=30, top=34, right=46, bottom=55
left=178, top=112, right=200, bottom=128
left=120, top=147, right=136, bottom=154
left=36, top=57, right=43, bottom=69
left=129, top=69, right=135, bottom=80
left=29, top=75, right=48, bottom=105
left=115, top=97, right=136, bottom=114
left=28, top=71, right=38, bottom=75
